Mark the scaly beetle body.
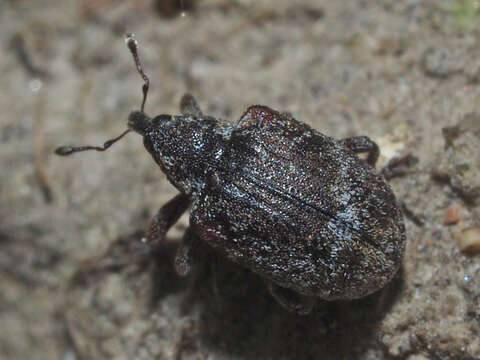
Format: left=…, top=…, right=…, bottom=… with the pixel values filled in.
left=129, top=102, right=405, bottom=307
left=56, top=35, right=406, bottom=314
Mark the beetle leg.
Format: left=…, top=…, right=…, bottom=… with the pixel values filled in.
left=340, top=136, right=379, bottom=167
left=174, top=226, right=200, bottom=276
left=380, top=154, right=418, bottom=180
left=146, top=193, right=191, bottom=247
left=267, top=282, right=316, bottom=315
left=180, top=94, right=203, bottom=117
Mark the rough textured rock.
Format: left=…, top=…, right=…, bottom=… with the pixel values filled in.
left=1, top=0, right=480, bottom=359
left=433, top=112, right=480, bottom=204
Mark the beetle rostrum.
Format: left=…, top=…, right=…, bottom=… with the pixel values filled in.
left=55, top=34, right=406, bottom=315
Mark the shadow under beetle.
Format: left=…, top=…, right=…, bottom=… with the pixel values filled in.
left=56, top=34, right=406, bottom=315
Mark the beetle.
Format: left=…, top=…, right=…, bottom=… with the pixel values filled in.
left=56, top=34, right=406, bottom=314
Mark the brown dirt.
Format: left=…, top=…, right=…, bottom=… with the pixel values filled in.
left=1, top=1, right=480, bottom=359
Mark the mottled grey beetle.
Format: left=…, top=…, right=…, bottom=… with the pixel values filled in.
left=56, top=34, right=406, bottom=314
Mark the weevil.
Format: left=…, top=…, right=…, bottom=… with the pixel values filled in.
left=55, top=34, right=406, bottom=314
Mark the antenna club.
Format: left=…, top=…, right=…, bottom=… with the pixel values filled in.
left=54, top=146, right=75, bottom=156
left=125, top=33, right=137, bottom=51
left=125, top=32, right=150, bottom=113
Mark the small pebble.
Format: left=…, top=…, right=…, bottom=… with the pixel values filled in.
left=454, top=227, right=480, bottom=255
left=443, top=204, right=461, bottom=225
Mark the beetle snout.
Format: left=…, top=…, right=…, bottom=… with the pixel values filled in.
left=128, top=111, right=152, bottom=136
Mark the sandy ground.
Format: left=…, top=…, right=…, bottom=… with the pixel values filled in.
left=1, top=0, right=480, bottom=359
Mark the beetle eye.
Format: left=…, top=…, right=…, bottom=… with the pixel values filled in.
left=143, top=136, right=155, bottom=155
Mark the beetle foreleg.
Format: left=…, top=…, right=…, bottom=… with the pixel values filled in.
left=146, top=193, right=191, bottom=247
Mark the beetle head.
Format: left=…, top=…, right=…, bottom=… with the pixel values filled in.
left=54, top=33, right=227, bottom=196
left=135, top=111, right=226, bottom=195
left=128, top=110, right=151, bottom=136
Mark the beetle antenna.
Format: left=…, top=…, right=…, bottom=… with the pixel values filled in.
left=125, top=33, right=150, bottom=113
left=54, top=129, right=131, bottom=156
left=54, top=34, right=153, bottom=157
left=55, top=34, right=150, bottom=156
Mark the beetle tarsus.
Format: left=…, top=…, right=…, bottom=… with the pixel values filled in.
left=381, top=154, right=418, bottom=180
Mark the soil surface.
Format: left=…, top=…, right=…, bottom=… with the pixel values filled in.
left=1, top=1, right=480, bottom=359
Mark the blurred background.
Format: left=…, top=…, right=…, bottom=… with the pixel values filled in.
left=1, top=0, right=480, bottom=359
